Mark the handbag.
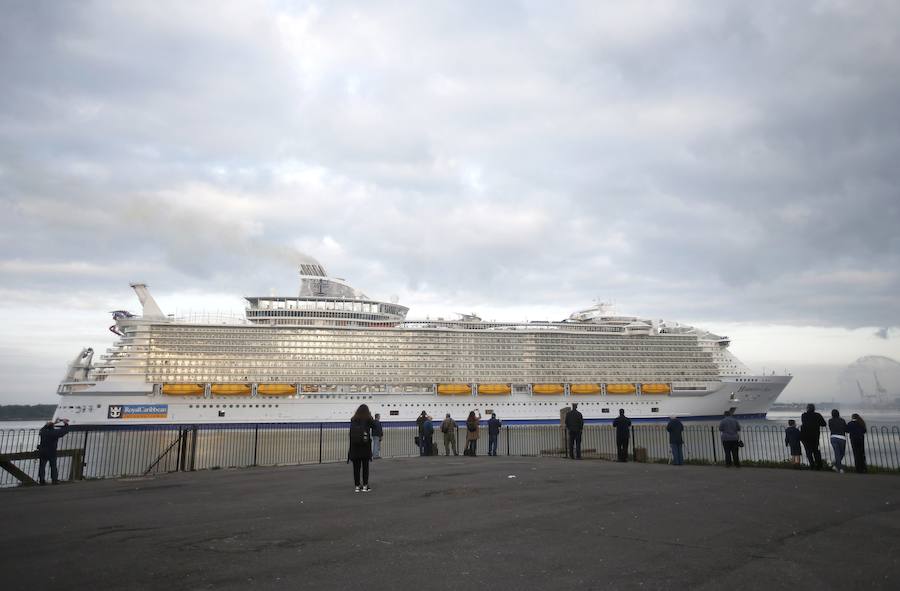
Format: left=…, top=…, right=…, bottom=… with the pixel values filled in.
left=737, top=440, right=744, bottom=448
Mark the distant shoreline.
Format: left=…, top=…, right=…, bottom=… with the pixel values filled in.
left=0, top=404, right=56, bottom=421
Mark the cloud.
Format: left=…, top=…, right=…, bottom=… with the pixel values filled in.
left=2, top=1, right=900, bottom=404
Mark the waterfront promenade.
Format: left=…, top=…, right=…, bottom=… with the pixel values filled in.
left=2, top=457, right=898, bottom=590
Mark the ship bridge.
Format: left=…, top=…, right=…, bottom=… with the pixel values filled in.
left=245, top=262, right=409, bottom=327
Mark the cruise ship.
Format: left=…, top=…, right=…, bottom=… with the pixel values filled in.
left=55, top=260, right=791, bottom=425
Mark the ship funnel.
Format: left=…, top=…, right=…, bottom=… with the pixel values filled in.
left=130, top=283, right=166, bottom=320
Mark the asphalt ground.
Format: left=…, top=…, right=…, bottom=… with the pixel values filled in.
left=2, top=456, right=898, bottom=591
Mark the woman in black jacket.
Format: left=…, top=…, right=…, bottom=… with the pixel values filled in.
left=846, top=413, right=867, bottom=473
left=348, top=404, right=376, bottom=492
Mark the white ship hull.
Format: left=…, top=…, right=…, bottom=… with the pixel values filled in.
left=54, top=375, right=790, bottom=425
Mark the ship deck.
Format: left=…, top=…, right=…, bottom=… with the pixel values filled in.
left=2, top=456, right=898, bottom=590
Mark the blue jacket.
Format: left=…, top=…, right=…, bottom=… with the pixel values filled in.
left=488, top=417, right=501, bottom=435
left=666, top=419, right=684, bottom=444
left=785, top=426, right=801, bottom=449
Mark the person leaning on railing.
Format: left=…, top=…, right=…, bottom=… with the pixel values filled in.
left=718, top=411, right=741, bottom=468
left=666, top=416, right=684, bottom=465
left=800, top=404, right=827, bottom=470
left=846, top=413, right=867, bottom=473
left=828, top=409, right=848, bottom=473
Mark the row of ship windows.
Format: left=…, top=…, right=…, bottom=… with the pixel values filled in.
left=389, top=401, right=656, bottom=407
left=144, top=350, right=711, bottom=362
left=147, top=376, right=720, bottom=383
left=144, top=358, right=715, bottom=369
left=251, top=301, right=404, bottom=315
left=149, top=331, right=699, bottom=345
left=144, top=350, right=712, bottom=359
left=189, top=404, right=280, bottom=409
left=147, top=338, right=700, bottom=349
left=249, top=311, right=393, bottom=321
left=144, top=366, right=720, bottom=374
left=181, top=402, right=660, bottom=412
left=111, top=344, right=709, bottom=353
left=146, top=368, right=720, bottom=376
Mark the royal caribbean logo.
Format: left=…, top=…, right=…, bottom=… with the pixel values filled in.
left=108, top=404, right=168, bottom=419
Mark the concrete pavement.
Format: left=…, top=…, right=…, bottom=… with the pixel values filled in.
left=2, top=456, right=898, bottom=590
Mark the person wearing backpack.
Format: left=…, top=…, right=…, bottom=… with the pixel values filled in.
left=416, top=411, right=429, bottom=456
left=422, top=416, right=435, bottom=455
left=441, top=413, right=458, bottom=456
left=465, top=410, right=481, bottom=456
left=348, top=404, right=376, bottom=492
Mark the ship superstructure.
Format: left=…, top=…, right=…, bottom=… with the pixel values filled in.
left=55, top=260, right=791, bottom=424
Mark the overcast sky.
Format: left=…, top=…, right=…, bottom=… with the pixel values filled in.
left=1, top=0, right=899, bottom=405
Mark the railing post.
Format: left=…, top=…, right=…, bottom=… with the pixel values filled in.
left=70, top=450, right=84, bottom=481
left=506, top=425, right=510, bottom=456
left=318, top=423, right=323, bottom=464
left=631, top=425, right=636, bottom=462
left=190, top=426, right=198, bottom=471
left=711, top=426, right=718, bottom=464
left=80, top=430, right=90, bottom=480
left=178, top=428, right=188, bottom=472
left=252, top=424, right=259, bottom=467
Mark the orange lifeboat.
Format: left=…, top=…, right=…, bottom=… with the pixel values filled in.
left=162, top=384, right=204, bottom=396
left=258, top=384, right=296, bottom=396
left=437, top=384, right=472, bottom=395
left=641, top=383, right=671, bottom=395
left=606, top=383, right=637, bottom=395
left=210, top=384, right=252, bottom=396
left=570, top=384, right=602, bottom=395
left=478, top=384, right=511, bottom=395
left=532, top=384, right=565, bottom=395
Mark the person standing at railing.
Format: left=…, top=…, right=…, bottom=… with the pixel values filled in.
left=846, top=413, right=867, bottom=473
left=348, top=404, right=376, bottom=493
left=441, top=413, right=458, bottom=456
left=37, top=418, right=70, bottom=485
left=800, top=404, right=826, bottom=470
left=487, top=413, right=502, bottom=456
left=828, top=409, right=848, bottom=473
left=371, top=413, right=383, bottom=460
left=565, top=403, right=584, bottom=460
left=416, top=411, right=429, bottom=456
left=422, top=417, right=435, bottom=456
left=785, top=420, right=802, bottom=468
left=719, top=411, right=741, bottom=468
left=666, top=416, right=684, bottom=465
left=465, top=410, right=481, bottom=456
left=613, top=409, right=631, bottom=462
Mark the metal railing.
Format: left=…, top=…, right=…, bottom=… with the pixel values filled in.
left=3, top=422, right=898, bottom=487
